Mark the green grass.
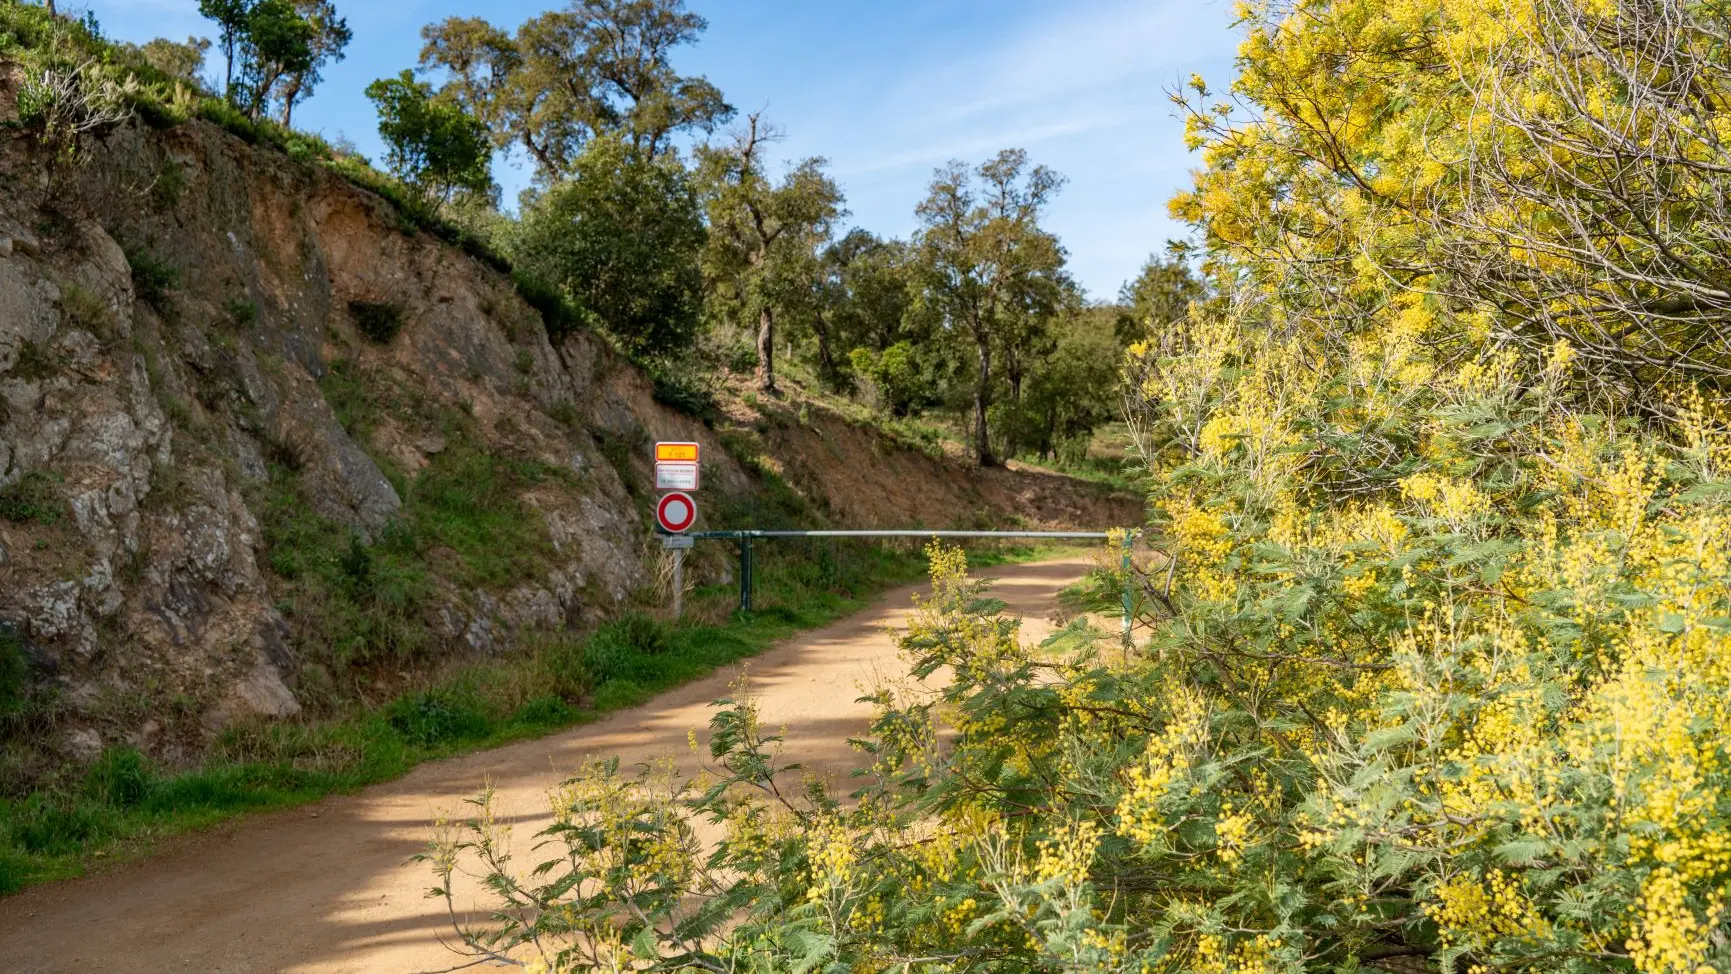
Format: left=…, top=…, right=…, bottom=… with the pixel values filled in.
left=1012, top=452, right=1147, bottom=493
left=0, top=539, right=1078, bottom=896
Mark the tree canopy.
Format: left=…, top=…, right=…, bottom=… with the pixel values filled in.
left=696, top=114, right=845, bottom=394
left=272, top=0, right=350, bottom=128
left=913, top=149, right=1070, bottom=466
left=365, top=70, right=493, bottom=207
left=513, top=135, right=707, bottom=355
left=419, top=0, right=731, bottom=181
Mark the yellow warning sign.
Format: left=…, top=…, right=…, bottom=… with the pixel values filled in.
left=655, top=442, right=700, bottom=462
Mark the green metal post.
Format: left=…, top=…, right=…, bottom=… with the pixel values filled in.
left=1120, top=530, right=1135, bottom=648
left=739, top=536, right=754, bottom=613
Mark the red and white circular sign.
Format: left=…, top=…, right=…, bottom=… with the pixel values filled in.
left=656, top=491, right=698, bottom=533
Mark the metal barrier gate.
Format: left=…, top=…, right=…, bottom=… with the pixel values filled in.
left=686, top=529, right=1138, bottom=641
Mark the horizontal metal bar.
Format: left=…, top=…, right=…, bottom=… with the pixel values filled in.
left=689, top=530, right=1114, bottom=540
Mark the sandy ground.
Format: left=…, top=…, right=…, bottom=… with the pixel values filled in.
left=0, top=557, right=1094, bottom=974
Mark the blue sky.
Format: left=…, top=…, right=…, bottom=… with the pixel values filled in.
left=86, top=0, right=1242, bottom=300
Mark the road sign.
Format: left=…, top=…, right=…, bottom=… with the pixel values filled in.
left=655, top=442, right=700, bottom=462
left=661, top=535, right=695, bottom=549
left=656, top=491, right=698, bottom=533
left=655, top=461, right=700, bottom=491
left=654, top=442, right=701, bottom=492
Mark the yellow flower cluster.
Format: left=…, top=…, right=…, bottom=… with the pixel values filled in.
left=1626, top=868, right=1724, bottom=974
left=1191, top=932, right=1283, bottom=974
left=1116, top=691, right=1210, bottom=846
left=805, top=815, right=856, bottom=901
left=1033, top=819, right=1101, bottom=888
left=1213, top=805, right=1254, bottom=865
left=940, top=896, right=977, bottom=935
left=1424, top=870, right=1548, bottom=948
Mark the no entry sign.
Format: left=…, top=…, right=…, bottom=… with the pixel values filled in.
left=656, top=491, right=698, bottom=533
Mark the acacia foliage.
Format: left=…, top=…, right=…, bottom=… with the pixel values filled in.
left=433, top=0, right=1731, bottom=971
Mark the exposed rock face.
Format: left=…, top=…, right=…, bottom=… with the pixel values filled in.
left=0, top=118, right=671, bottom=753
left=0, top=112, right=1140, bottom=768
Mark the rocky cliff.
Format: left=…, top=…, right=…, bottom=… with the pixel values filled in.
left=0, top=96, right=1138, bottom=768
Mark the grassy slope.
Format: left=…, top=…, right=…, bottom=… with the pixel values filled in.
left=0, top=540, right=1081, bottom=895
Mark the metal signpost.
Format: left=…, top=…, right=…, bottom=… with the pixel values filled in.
left=653, top=444, right=701, bottom=619
left=648, top=441, right=1138, bottom=640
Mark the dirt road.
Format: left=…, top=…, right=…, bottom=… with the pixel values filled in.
left=0, top=557, right=1094, bottom=974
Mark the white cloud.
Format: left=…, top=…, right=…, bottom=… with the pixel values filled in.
left=808, top=0, right=1239, bottom=296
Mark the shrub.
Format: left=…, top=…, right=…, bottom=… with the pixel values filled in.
left=0, top=471, right=63, bottom=526
left=58, top=283, right=112, bottom=334
left=225, top=298, right=258, bottom=327
left=125, top=245, right=178, bottom=310
left=8, top=339, right=59, bottom=381
left=14, top=61, right=135, bottom=159
left=532, top=638, right=593, bottom=704
left=150, top=162, right=187, bottom=210
left=0, top=626, right=28, bottom=718
left=581, top=612, right=669, bottom=684
left=511, top=136, right=706, bottom=358
left=648, top=364, right=718, bottom=424
left=385, top=691, right=487, bottom=748
left=347, top=301, right=403, bottom=344
left=510, top=269, right=585, bottom=340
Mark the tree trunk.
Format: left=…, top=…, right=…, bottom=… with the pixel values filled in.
left=756, top=306, right=777, bottom=393
left=812, top=312, right=838, bottom=385
left=279, top=78, right=302, bottom=128
left=973, top=338, right=996, bottom=467
left=45, top=0, right=56, bottom=16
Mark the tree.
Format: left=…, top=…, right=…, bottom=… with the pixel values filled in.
left=272, top=0, right=350, bottom=129
left=1019, top=307, right=1121, bottom=461
left=810, top=230, right=916, bottom=381
left=136, top=37, right=212, bottom=85
left=365, top=71, right=494, bottom=208
left=513, top=135, right=706, bottom=355
left=197, top=0, right=249, bottom=99
left=698, top=114, right=844, bottom=394
left=235, top=0, right=313, bottom=120
left=419, top=0, right=732, bottom=182
left=1116, top=248, right=1204, bottom=346
left=913, top=149, right=1067, bottom=466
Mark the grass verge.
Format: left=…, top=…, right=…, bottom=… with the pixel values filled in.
left=0, top=539, right=1085, bottom=896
